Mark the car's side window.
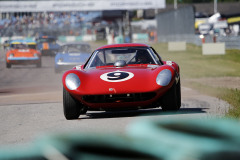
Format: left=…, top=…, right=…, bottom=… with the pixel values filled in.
left=87, top=50, right=105, bottom=68
left=136, top=49, right=156, bottom=64
left=150, top=47, right=163, bottom=65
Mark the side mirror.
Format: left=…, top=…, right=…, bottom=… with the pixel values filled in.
left=114, top=60, right=127, bottom=67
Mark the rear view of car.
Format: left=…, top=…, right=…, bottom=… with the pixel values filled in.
left=36, top=36, right=60, bottom=56
left=55, top=42, right=91, bottom=73
left=6, top=40, right=42, bottom=68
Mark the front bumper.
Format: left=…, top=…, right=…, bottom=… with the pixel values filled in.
left=71, top=88, right=169, bottom=110
left=7, top=57, right=40, bottom=64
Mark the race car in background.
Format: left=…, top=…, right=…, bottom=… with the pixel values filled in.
left=25, top=39, right=38, bottom=49
left=6, top=39, right=42, bottom=68
left=36, top=36, right=60, bottom=56
left=62, top=43, right=181, bottom=120
left=3, top=39, right=11, bottom=50
left=55, top=42, right=91, bottom=73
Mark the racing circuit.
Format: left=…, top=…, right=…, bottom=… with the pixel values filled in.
left=0, top=45, right=229, bottom=146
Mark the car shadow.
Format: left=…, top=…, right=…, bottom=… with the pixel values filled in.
left=80, top=107, right=207, bottom=119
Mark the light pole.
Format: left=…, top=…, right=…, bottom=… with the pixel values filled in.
left=174, top=0, right=178, bottom=9
left=214, top=0, right=218, bottom=13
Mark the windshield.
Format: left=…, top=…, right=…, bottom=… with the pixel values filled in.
left=86, top=47, right=158, bottom=68
left=28, top=44, right=37, bottom=49
left=59, top=44, right=91, bottom=53
left=10, top=43, right=29, bottom=49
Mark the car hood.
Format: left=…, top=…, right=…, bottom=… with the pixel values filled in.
left=63, top=65, right=176, bottom=95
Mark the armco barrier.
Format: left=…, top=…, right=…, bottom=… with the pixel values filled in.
left=53, top=35, right=96, bottom=43
left=132, top=33, right=149, bottom=43
left=0, top=35, right=96, bottom=44
left=0, top=36, right=28, bottom=44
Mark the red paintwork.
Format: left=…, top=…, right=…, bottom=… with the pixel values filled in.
left=63, top=44, right=180, bottom=110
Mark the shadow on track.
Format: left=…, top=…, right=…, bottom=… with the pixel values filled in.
left=6, top=65, right=53, bottom=69
left=81, top=107, right=207, bottom=119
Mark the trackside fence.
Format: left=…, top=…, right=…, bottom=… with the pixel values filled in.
left=1, top=35, right=240, bottom=50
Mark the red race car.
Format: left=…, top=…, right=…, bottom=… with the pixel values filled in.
left=62, top=43, right=181, bottom=119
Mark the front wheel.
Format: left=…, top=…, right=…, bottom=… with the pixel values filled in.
left=6, top=63, right=11, bottom=68
left=63, top=87, right=84, bottom=120
left=161, top=78, right=181, bottom=111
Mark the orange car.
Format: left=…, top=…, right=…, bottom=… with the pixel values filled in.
left=6, top=40, right=42, bottom=68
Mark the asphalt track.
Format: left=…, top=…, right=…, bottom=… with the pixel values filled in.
left=0, top=47, right=229, bottom=146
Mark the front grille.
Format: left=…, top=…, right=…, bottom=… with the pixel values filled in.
left=82, top=92, right=156, bottom=103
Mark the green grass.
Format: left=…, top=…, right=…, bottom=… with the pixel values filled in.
left=222, top=88, right=240, bottom=118
left=182, top=81, right=240, bottom=118
left=151, top=43, right=240, bottom=119
left=151, top=43, right=240, bottom=78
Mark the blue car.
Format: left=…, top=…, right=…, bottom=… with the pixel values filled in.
left=36, top=36, right=60, bottom=56
left=55, top=42, right=91, bottom=73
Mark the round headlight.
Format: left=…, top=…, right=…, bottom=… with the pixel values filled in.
left=65, top=73, right=81, bottom=90
left=156, top=69, right=172, bottom=86
left=9, top=53, right=14, bottom=57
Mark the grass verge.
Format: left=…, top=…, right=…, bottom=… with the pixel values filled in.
left=184, top=81, right=240, bottom=119
left=151, top=43, right=240, bottom=119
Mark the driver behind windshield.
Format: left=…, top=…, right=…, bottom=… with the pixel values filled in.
left=135, top=50, right=154, bottom=64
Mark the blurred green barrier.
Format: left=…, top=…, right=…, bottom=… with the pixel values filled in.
left=0, top=134, right=169, bottom=160
left=1, top=118, right=240, bottom=160
left=0, top=144, right=45, bottom=160
left=35, top=133, right=165, bottom=160
left=127, top=118, right=240, bottom=160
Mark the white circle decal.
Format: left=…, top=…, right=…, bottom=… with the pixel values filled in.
left=100, top=70, right=134, bottom=82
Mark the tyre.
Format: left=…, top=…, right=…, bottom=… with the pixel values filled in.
left=6, top=63, right=11, bottom=68
left=176, top=77, right=181, bottom=107
left=63, top=87, right=83, bottom=120
left=161, top=78, right=181, bottom=111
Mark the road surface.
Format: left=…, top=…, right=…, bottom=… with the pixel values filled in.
left=0, top=47, right=229, bottom=146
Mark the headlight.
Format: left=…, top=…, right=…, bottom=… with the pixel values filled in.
left=9, top=53, right=14, bottom=57
left=156, top=69, right=172, bottom=86
left=34, top=53, right=38, bottom=57
left=65, top=73, right=81, bottom=90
